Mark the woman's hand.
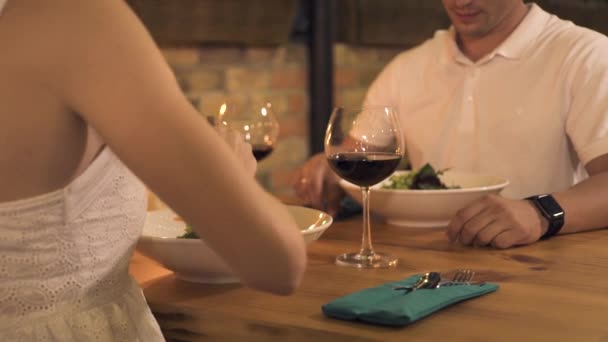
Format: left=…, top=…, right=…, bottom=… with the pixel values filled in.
left=214, top=124, right=257, bottom=177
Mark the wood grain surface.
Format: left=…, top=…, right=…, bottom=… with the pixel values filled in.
left=130, top=214, right=608, bottom=341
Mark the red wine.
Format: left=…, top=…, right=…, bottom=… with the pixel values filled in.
left=327, top=152, right=401, bottom=187
left=252, top=145, right=274, bottom=161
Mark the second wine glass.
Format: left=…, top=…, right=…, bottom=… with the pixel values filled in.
left=325, top=106, right=404, bottom=268
left=217, top=101, right=279, bottom=161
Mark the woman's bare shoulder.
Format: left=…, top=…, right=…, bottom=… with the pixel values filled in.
left=0, top=0, right=155, bottom=80
left=4, top=0, right=131, bottom=30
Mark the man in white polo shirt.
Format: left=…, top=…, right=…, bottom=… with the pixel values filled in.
left=293, top=0, right=608, bottom=249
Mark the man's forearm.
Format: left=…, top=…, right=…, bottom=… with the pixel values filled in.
left=553, top=171, right=608, bottom=234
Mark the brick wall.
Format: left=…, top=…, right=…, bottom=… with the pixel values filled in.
left=161, top=43, right=403, bottom=196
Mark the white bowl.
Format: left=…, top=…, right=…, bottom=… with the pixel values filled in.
left=340, top=170, right=509, bottom=228
left=137, top=205, right=332, bottom=284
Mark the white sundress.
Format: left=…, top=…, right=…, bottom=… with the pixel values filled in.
left=0, top=146, right=165, bottom=341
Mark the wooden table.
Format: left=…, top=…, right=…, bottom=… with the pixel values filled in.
left=130, top=215, right=608, bottom=341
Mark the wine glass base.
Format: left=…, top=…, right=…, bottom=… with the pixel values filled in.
left=335, top=252, right=398, bottom=268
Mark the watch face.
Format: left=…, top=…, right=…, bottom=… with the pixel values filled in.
left=537, top=195, right=564, bottom=219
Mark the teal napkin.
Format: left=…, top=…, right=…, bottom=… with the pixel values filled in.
left=322, top=274, right=499, bottom=326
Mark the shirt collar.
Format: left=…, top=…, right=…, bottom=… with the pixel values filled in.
left=441, top=3, right=550, bottom=65
left=494, top=3, right=549, bottom=60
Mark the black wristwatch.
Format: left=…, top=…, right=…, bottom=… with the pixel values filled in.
left=525, top=194, right=565, bottom=240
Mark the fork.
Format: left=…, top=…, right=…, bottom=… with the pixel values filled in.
left=437, top=269, right=476, bottom=287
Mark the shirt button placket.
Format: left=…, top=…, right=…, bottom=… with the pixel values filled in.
left=459, top=66, right=478, bottom=169
left=463, top=67, right=476, bottom=115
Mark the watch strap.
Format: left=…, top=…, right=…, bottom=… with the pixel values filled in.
left=525, top=195, right=565, bottom=240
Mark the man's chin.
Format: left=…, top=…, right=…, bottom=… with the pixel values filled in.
left=454, top=24, right=486, bottom=38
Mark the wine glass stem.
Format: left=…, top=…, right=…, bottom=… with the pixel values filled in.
left=359, top=186, right=375, bottom=257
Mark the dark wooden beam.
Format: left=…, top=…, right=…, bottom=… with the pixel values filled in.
left=308, top=0, right=335, bottom=155
left=126, top=0, right=298, bottom=46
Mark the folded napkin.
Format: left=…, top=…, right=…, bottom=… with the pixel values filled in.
left=322, top=274, right=499, bottom=326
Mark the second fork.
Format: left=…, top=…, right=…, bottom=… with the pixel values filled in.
left=437, top=269, right=476, bottom=287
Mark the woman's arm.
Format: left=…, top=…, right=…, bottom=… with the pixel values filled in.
left=40, top=0, right=306, bottom=295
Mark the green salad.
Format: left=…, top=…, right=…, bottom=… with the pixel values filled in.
left=381, top=163, right=459, bottom=190
left=178, top=224, right=199, bottom=239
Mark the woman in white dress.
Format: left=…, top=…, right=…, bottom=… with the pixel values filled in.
left=0, top=0, right=307, bottom=340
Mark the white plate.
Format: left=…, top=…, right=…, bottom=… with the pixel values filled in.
left=137, top=205, right=332, bottom=283
left=340, top=170, right=508, bottom=228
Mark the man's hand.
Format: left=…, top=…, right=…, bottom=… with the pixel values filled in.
left=446, top=194, right=548, bottom=249
left=292, top=153, right=344, bottom=216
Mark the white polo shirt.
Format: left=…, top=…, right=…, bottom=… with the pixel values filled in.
left=364, top=3, right=608, bottom=198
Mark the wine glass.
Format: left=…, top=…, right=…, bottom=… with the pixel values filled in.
left=325, top=106, right=404, bottom=268
left=217, top=100, right=280, bottom=161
